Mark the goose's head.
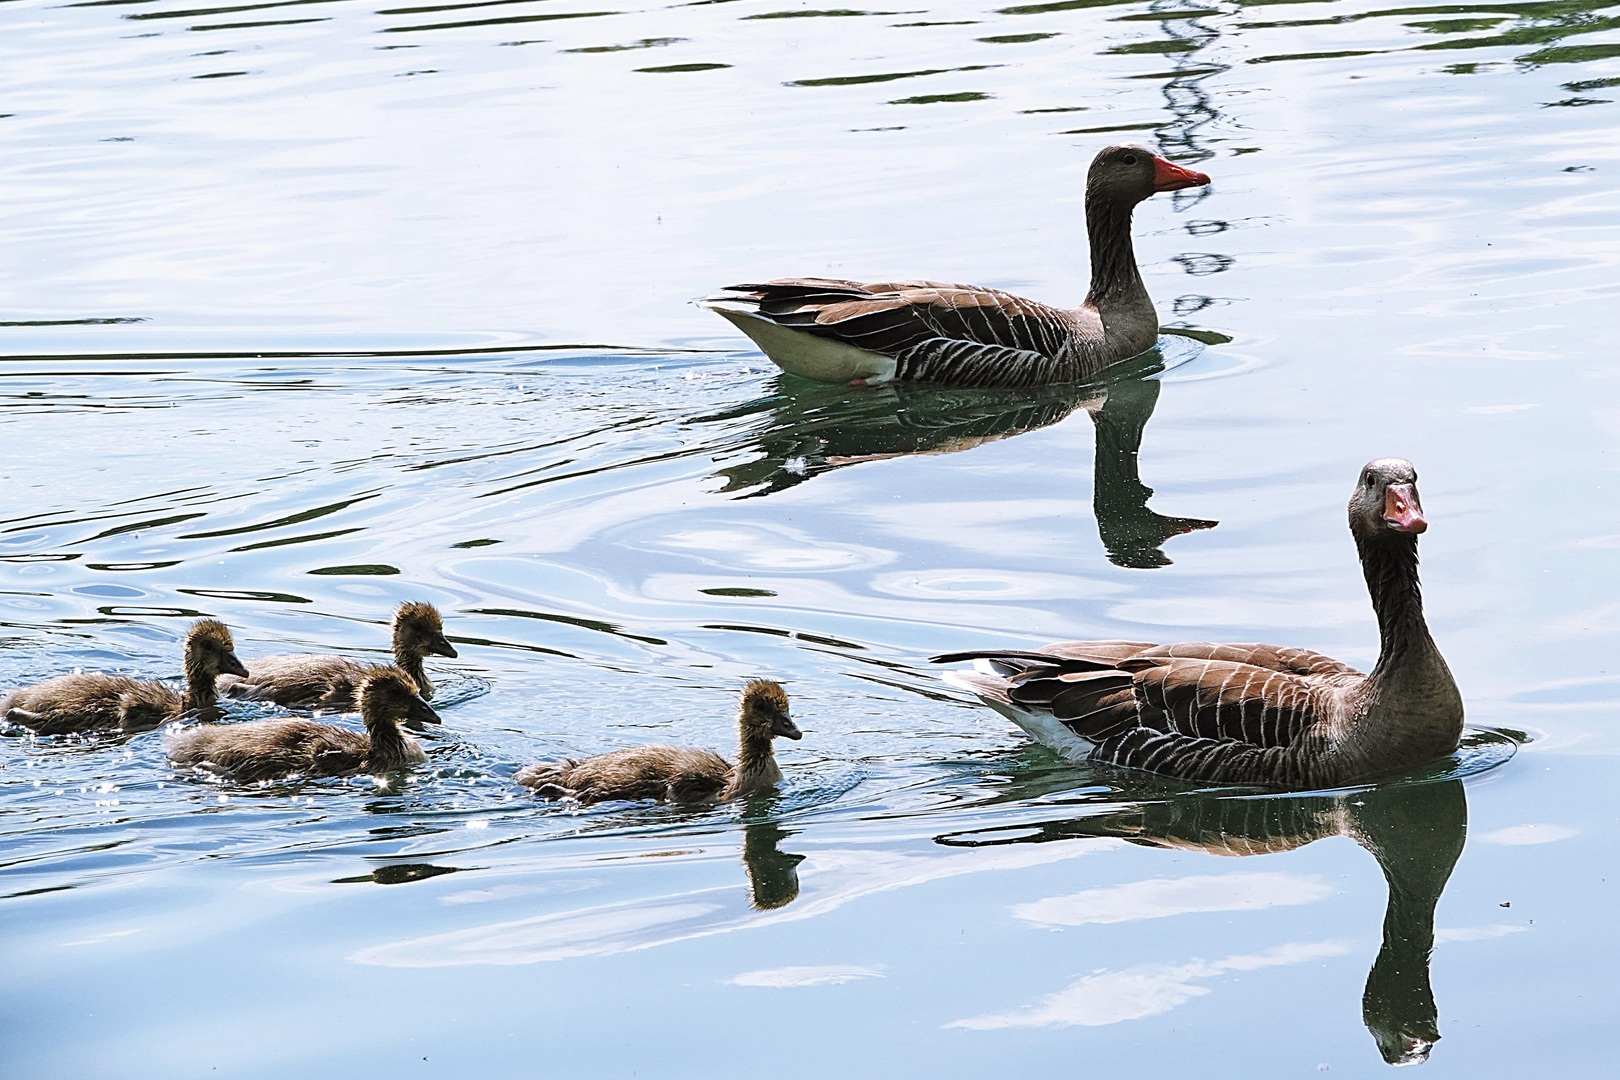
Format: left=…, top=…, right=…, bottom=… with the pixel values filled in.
left=358, top=668, right=441, bottom=727
left=393, top=601, right=457, bottom=660
left=1350, top=458, right=1427, bottom=540
left=185, top=619, right=249, bottom=679
left=739, top=679, right=800, bottom=741
left=1088, top=144, right=1211, bottom=205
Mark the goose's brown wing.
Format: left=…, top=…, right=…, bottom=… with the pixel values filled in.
left=722, top=278, right=1076, bottom=355
left=1126, top=642, right=1361, bottom=678
left=1125, top=657, right=1333, bottom=747
left=541, top=745, right=731, bottom=804
left=932, top=645, right=1341, bottom=748
left=167, top=718, right=368, bottom=781
left=2, top=673, right=177, bottom=734
left=714, top=278, right=1093, bottom=386
left=220, top=654, right=375, bottom=709
left=1021, top=639, right=1359, bottom=678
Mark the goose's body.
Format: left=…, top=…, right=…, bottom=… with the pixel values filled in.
left=1, top=620, right=248, bottom=735
left=167, top=669, right=436, bottom=782
left=934, top=460, right=1463, bottom=789
left=701, top=145, right=1210, bottom=387
left=219, top=601, right=455, bottom=714
left=516, top=680, right=801, bottom=804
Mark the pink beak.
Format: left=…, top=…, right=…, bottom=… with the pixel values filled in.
left=1152, top=156, right=1211, bottom=193
left=1384, top=483, right=1427, bottom=534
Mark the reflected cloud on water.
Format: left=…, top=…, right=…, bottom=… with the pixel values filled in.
left=349, top=817, right=1120, bottom=968
left=938, top=778, right=1471, bottom=1066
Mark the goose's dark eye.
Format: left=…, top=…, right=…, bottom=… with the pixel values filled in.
left=1122, top=154, right=1137, bottom=166
left=1364, top=474, right=1374, bottom=488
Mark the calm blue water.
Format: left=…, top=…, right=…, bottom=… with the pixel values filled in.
left=4, top=0, right=1620, bottom=1075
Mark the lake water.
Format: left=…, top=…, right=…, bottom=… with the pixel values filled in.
left=4, top=0, right=1620, bottom=1074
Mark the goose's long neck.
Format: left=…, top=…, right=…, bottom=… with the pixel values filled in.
left=1082, top=193, right=1149, bottom=314
left=183, top=649, right=219, bottom=714
left=1359, top=534, right=1431, bottom=678
left=364, top=705, right=412, bottom=771
left=395, top=643, right=431, bottom=699
left=727, top=721, right=781, bottom=798
left=1349, top=533, right=1463, bottom=759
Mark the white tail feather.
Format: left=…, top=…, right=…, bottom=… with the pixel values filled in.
left=700, top=304, right=897, bottom=385
left=942, top=669, right=1096, bottom=763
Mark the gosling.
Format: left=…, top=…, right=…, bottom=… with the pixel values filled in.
left=516, top=679, right=801, bottom=804
left=218, top=600, right=456, bottom=711
left=166, top=669, right=437, bottom=781
left=1, top=619, right=249, bottom=735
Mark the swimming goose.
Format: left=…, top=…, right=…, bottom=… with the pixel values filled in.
left=700, top=144, right=1210, bottom=387
left=166, top=668, right=436, bottom=781
left=932, top=459, right=1463, bottom=788
left=1, top=619, right=249, bottom=735
left=515, top=680, right=801, bottom=803
left=219, top=601, right=456, bottom=713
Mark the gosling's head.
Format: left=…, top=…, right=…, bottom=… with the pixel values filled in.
left=1087, top=143, right=1210, bottom=207
left=393, top=601, right=457, bottom=659
left=185, top=619, right=249, bottom=678
left=1349, top=458, right=1426, bottom=542
left=739, top=679, right=800, bottom=741
left=357, top=668, right=442, bottom=727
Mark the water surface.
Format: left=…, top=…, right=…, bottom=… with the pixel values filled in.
left=4, top=0, right=1620, bottom=1075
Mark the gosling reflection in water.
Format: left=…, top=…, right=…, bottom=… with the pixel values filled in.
left=710, top=358, right=1213, bottom=568
left=938, top=779, right=1467, bottom=1066
left=741, top=820, right=805, bottom=911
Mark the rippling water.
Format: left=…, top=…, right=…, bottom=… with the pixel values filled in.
left=4, top=0, right=1620, bottom=1074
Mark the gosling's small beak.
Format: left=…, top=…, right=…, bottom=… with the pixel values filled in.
left=408, top=695, right=443, bottom=724
left=771, top=713, right=802, bottom=741
left=1384, top=483, right=1427, bottom=534
left=222, top=651, right=250, bottom=678
left=429, top=634, right=458, bottom=659
left=1152, top=155, right=1211, bottom=193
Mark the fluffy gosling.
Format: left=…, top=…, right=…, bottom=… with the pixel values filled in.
left=1, top=619, right=248, bottom=735
left=166, top=668, right=437, bottom=781
left=218, top=601, right=456, bottom=712
left=516, top=680, right=801, bottom=804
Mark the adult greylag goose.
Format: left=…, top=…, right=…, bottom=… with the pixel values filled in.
left=218, top=601, right=455, bottom=714
left=700, top=144, right=1210, bottom=387
left=166, top=669, right=436, bottom=781
left=932, top=459, right=1463, bottom=789
left=515, top=680, right=801, bottom=803
left=1, top=619, right=249, bottom=735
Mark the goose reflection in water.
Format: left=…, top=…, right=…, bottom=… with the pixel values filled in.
left=742, top=819, right=805, bottom=911
left=709, top=354, right=1215, bottom=568
left=937, top=778, right=1467, bottom=1066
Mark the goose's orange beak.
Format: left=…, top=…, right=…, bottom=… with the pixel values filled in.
left=1384, top=483, right=1427, bottom=534
left=1153, top=156, right=1211, bottom=192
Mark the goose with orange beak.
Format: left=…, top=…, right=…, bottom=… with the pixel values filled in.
left=932, top=459, right=1466, bottom=789
left=701, top=144, right=1211, bottom=387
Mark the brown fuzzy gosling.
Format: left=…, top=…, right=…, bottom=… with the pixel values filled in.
left=1, top=619, right=249, bottom=735
left=166, top=669, right=437, bottom=782
left=516, top=680, right=801, bottom=804
left=218, top=601, right=456, bottom=712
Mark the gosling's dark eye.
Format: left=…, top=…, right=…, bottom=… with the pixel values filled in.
left=1364, top=474, right=1375, bottom=488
